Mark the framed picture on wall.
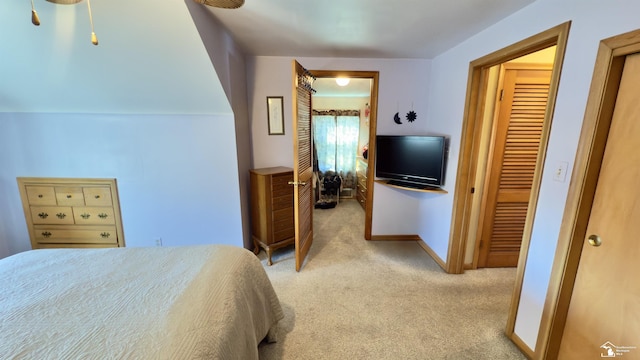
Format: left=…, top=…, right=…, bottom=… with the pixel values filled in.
left=267, top=96, right=285, bottom=135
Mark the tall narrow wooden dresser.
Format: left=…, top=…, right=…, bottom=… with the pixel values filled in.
left=249, top=167, right=294, bottom=265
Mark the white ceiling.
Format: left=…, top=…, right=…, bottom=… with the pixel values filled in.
left=205, top=0, right=536, bottom=59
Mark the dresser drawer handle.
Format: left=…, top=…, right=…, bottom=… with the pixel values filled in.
left=95, top=195, right=101, bottom=199
left=38, top=194, right=44, bottom=198
left=38, top=212, right=49, bottom=219
left=81, top=213, right=90, bottom=219
left=66, top=195, right=72, bottom=199
left=100, top=232, right=111, bottom=238
left=98, top=213, right=108, bottom=219
left=41, top=231, right=52, bottom=238
left=56, top=213, right=66, bottom=219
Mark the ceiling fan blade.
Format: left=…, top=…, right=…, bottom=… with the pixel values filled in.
left=46, top=0, right=83, bottom=4
left=194, top=0, right=244, bottom=9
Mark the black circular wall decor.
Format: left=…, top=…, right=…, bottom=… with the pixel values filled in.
left=406, top=110, right=417, bottom=123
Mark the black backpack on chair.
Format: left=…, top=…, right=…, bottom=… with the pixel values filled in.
left=322, top=174, right=341, bottom=196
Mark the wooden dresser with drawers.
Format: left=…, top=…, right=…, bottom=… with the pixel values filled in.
left=249, top=167, right=294, bottom=265
left=17, top=177, right=125, bottom=249
left=355, top=157, right=368, bottom=210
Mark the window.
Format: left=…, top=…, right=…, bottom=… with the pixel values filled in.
left=312, top=110, right=360, bottom=181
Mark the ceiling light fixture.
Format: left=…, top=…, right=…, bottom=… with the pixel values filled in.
left=336, top=78, right=350, bottom=87
left=193, top=0, right=245, bottom=9
left=31, top=0, right=99, bottom=45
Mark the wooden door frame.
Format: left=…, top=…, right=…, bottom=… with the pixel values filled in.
left=445, top=22, right=571, bottom=357
left=535, top=28, right=640, bottom=360
left=309, top=70, right=379, bottom=240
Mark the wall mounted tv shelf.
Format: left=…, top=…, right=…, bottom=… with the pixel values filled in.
left=375, top=179, right=448, bottom=194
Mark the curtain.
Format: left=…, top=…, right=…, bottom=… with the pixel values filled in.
left=312, top=110, right=360, bottom=183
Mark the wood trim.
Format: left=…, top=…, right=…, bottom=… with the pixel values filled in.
left=365, top=73, right=379, bottom=240
left=535, top=28, right=640, bottom=360
left=445, top=63, right=486, bottom=274
left=471, top=66, right=505, bottom=270
left=370, top=234, right=421, bottom=241
left=444, top=21, right=571, bottom=356
left=511, top=332, right=535, bottom=359
left=506, top=22, right=570, bottom=344
left=470, top=24, right=566, bottom=69
left=417, top=238, right=448, bottom=271
left=310, top=70, right=379, bottom=240
left=368, top=235, right=447, bottom=270
left=447, top=21, right=571, bottom=274
left=374, top=180, right=448, bottom=194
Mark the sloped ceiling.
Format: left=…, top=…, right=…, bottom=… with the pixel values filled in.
left=0, top=0, right=230, bottom=114
left=1, top=0, right=539, bottom=112
left=206, top=0, right=537, bottom=59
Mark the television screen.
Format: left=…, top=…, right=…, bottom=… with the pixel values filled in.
left=375, top=135, right=448, bottom=188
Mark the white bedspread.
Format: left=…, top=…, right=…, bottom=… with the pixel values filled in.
left=0, top=245, right=283, bottom=359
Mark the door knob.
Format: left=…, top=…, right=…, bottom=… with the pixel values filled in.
left=288, top=181, right=307, bottom=186
left=588, top=234, right=602, bottom=247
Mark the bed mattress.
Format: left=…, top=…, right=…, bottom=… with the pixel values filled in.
left=0, top=245, right=283, bottom=359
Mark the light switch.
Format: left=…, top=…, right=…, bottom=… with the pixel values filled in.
left=553, top=161, right=569, bottom=182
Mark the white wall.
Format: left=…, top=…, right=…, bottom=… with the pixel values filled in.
left=7, top=0, right=636, bottom=351
left=0, top=0, right=229, bottom=115
left=186, top=1, right=254, bottom=249
left=425, top=0, right=640, bottom=349
left=248, top=56, right=432, bottom=236
left=0, top=113, right=243, bottom=255
left=0, top=0, right=247, bottom=258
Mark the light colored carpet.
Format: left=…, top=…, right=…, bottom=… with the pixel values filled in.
left=257, top=199, right=527, bottom=360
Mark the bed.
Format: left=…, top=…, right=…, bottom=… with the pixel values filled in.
left=0, top=244, right=283, bottom=359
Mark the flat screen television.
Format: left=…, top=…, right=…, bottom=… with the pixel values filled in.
left=375, top=135, right=448, bottom=189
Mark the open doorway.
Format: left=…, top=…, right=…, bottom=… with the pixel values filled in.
left=470, top=48, right=556, bottom=269
left=445, top=22, right=571, bottom=356
left=312, top=78, right=371, bottom=210
left=309, top=70, right=379, bottom=240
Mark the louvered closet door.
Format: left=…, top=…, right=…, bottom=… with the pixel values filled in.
left=478, top=64, right=552, bottom=268
left=292, top=60, right=314, bottom=272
